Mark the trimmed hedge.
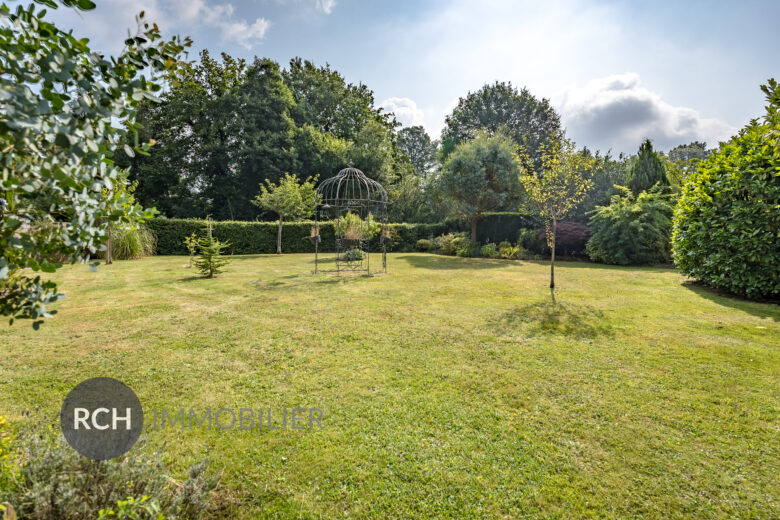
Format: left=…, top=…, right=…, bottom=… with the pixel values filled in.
left=474, top=212, right=542, bottom=243
left=147, top=219, right=449, bottom=255
left=147, top=213, right=539, bottom=255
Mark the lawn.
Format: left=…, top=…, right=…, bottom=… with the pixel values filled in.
left=1, top=253, right=778, bottom=519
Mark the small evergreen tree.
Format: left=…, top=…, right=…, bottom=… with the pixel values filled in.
left=193, top=223, right=230, bottom=278
left=436, top=133, right=521, bottom=242
left=627, top=139, right=668, bottom=194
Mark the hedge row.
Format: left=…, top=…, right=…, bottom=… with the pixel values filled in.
left=147, top=219, right=450, bottom=255
left=472, top=212, right=543, bottom=243
left=146, top=213, right=542, bottom=255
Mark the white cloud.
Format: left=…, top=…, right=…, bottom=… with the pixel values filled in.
left=556, top=73, right=737, bottom=154
left=273, top=0, right=336, bottom=15
left=315, top=0, right=336, bottom=15
left=47, top=0, right=270, bottom=52
left=165, top=0, right=271, bottom=49
left=380, top=97, right=427, bottom=129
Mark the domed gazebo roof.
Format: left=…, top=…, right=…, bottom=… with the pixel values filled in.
left=316, top=167, right=388, bottom=213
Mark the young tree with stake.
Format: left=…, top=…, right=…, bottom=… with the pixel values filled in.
left=252, top=173, right=318, bottom=254
left=515, top=140, right=594, bottom=289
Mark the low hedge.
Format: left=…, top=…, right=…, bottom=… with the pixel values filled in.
left=147, top=219, right=449, bottom=255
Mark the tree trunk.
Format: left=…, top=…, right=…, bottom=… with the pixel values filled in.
left=106, top=223, right=113, bottom=265
left=470, top=218, right=478, bottom=243
left=276, top=216, right=283, bottom=255
left=549, top=217, right=556, bottom=289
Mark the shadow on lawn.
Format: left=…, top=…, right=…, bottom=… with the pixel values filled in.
left=682, top=281, right=779, bottom=321
left=494, top=296, right=614, bottom=338
left=398, top=254, right=510, bottom=270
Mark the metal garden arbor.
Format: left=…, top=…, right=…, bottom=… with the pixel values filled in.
left=313, top=167, right=388, bottom=275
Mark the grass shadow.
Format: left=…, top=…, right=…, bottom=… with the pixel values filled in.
left=398, top=254, right=512, bottom=270
left=494, top=297, right=614, bottom=339
left=681, top=281, right=779, bottom=321
left=522, top=259, right=677, bottom=274
left=176, top=275, right=206, bottom=282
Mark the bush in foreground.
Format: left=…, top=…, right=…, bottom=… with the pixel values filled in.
left=672, top=80, right=780, bottom=299
left=0, top=418, right=216, bottom=519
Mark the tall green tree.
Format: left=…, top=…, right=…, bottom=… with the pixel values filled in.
left=0, top=1, right=189, bottom=327
left=398, top=126, right=438, bottom=180
left=627, top=139, right=668, bottom=194
left=283, top=57, right=386, bottom=141
left=515, top=140, right=595, bottom=289
left=126, top=52, right=297, bottom=220
left=569, top=151, right=631, bottom=222
left=124, top=51, right=248, bottom=218
left=436, top=133, right=521, bottom=242
left=252, top=173, right=318, bottom=254
left=441, top=81, right=562, bottom=163
left=234, top=58, right=298, bottom=219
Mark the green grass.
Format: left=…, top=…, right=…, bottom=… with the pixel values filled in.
left=1, top=253, right=778, bottom=519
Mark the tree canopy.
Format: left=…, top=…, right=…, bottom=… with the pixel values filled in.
left=252, top=173, right=317, bottom=254
left=124, top=54, right=417, bottom=220
left=436, top=133, right=521, bottom=242
left=440, top=81, right=562, bottom=163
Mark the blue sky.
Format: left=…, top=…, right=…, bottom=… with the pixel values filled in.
left=47, top=0, right=779, bottom=154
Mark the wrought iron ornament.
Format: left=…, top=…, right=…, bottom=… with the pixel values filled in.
left=314, top=167, right=388, bottom=275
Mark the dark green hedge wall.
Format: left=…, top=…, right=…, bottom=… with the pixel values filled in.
left=474, top=212, right=543, bottom=243
left=147, top=219, right=450, bottom=255
left=147, top=213, right=540, bottom=255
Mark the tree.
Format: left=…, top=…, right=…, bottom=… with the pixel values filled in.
left=252, top=173, right=317, bottom=254
left=283, top=57, right=388, bottom=142
left=398, top=126, right=438, bottom=179
left=234, top=58, right=298, bottom=219
left=123, top=51, right=248, bottom=219
left=568, top=151, right=630, bottom=222
left=0, top=2, right=189, bottom=327
left=672, top=79, right=780, bottom=299
left=627, top=139, right=668, bottom=194
left=666, top=141, right=710, bottom=185
left=441, top=82, right=562, bottom=163
left=436, top=133, right=521, bottom=242
left=515, top=140, right=595, bottom=289
left=125, top=52, right=298, bottom=220
left=194, top=235, right=231, bottom=278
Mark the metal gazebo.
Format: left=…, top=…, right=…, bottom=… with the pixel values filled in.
left=313, top=166, right=388, bottom=275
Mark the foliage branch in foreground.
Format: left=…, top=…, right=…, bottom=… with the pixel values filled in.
left=0, top=1, right=190, bottom=326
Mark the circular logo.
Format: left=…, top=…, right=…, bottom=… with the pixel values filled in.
left=60, top=377, right=143, bottom=460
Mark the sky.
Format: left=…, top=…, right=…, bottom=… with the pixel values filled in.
left=44, top=0, right=779, bottom=154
